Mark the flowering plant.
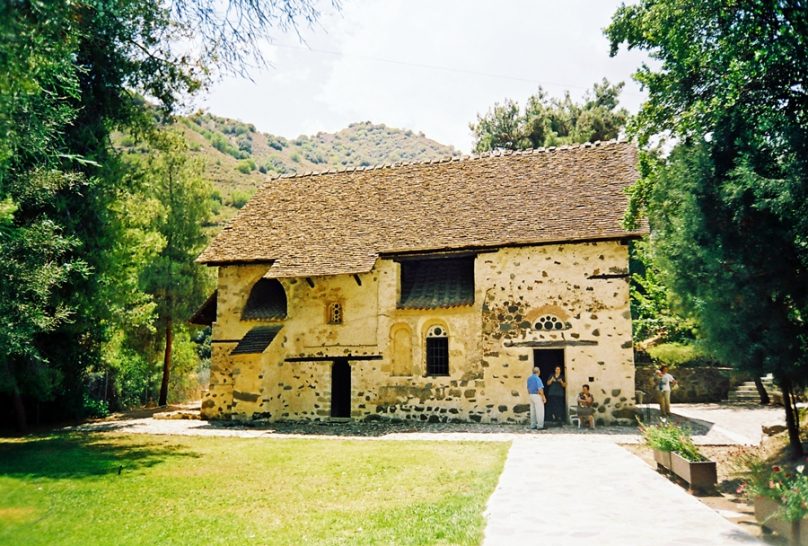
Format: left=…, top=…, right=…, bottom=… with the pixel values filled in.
left=736, top=453, right=808, bottom=522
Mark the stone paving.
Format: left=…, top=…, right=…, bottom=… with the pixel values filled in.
left=669, top=403, right=785, bottom=445
left=482, top=437, right=763, bottom=546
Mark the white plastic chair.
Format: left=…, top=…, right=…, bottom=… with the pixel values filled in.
left=568, top=406, right=581, bottom=428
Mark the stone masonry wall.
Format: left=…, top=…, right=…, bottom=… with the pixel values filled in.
left=202, top=240, right=637, bottom=424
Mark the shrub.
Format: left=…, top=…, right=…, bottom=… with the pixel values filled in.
left=640, top=421, right=705, bottom=461
left=82, top=394, right=110, bottom=418
left=236, top=159, right=256, bottom=174
left=648, top=342, right=712, bottom=368
left=736, top=452, right=808, bottom=521
left=290, top=153, right=301, bottom=163
left=228, top=190, right=253, bottom=209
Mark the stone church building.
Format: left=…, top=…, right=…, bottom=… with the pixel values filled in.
left=194, top=140, right=646, bottom=424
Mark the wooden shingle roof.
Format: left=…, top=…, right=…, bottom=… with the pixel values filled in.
left=198, top=140, right=646, bottom=277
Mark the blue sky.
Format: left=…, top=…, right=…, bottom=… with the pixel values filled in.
left=200, top=0, right=647, bottom=152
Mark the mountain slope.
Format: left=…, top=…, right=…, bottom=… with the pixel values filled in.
left=120, top=113, right=459, bottom=228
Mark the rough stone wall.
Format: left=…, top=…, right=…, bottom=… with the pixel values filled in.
left=202, top=240, right=636, bottom=424
left=635, top=365, right=751, bottom=403
left=203, top=264, right=380, bottom=420
left=475, top=242, right=636, bottom=425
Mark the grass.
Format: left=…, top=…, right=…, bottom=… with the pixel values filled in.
left=0, top=434, right=508, bottom=545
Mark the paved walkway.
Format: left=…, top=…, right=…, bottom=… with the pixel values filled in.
left=670, top=403, right=785, bottom=445
left=482, top=437, right=763, bottom=546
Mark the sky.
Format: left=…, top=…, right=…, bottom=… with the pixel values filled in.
left=200, top=0, right=648, bottom=153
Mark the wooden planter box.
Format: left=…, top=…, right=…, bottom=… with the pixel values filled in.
left=670, top=451, right=717, bottom=491
left=755, top=496, right=808, bottom=546
left=653, top=448, right=672, bottom=471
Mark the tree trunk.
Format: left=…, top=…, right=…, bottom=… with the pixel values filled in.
left=12, top=387, right=27, bottom=434
left=779, top=378, right=804, bottom=459
left=753, top=376, right=770, bottom=405
left=158, top=317, right=173, bottom=406
left=4, top=361, right=27, bottom=433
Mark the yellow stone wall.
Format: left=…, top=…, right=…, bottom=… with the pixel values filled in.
left=202, top=240, right=636, bottom=424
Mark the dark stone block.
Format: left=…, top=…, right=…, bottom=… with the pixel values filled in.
left=513, top=404, right=530, bottom=414
left=469, top=414, right=482, bottom=422
left=498, top=405, right=508, bottom=412
left=233, top=391, right=259, bottom=403
left=427, top=415, right=441, bottom=423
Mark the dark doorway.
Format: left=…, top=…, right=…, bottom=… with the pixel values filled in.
left=331, top=359, right=351, bottom=418
left=533, top=349, right=566, bottom=424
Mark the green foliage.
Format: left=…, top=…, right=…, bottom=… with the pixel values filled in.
left=736, top=452, right=808, bottom=522
left=82, top=394, right=110, bottom=418
left=647, top=343, right=712, bottom=369
left=607, top=0, right=808, bottom=455
left=640, top=421, right=704, bottom=462
left=236, top=158, right=256, bottom=173
left=470, top=79, right=629, bottom=152
left=228, top=189, right=254, bottom=209
left=629, top=240, right=697, bottom=343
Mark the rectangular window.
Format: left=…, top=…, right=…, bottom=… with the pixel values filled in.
left=426, top=337, right=449, bottom=376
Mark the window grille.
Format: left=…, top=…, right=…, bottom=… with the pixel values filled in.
left=426, top=325, right=449, bottom=376
left=328, top=302, right=343, bottom=324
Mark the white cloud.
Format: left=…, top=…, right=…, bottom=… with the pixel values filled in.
left=200, top=0, right=649, bottom=152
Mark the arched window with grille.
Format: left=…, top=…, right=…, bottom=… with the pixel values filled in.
left=425, top=325, right=449, bottom=376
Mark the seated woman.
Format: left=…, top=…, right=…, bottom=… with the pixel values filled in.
left=577, top=384, right=595, bottom=429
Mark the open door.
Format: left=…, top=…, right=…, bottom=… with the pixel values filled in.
left=331, top=358, right=351, bottom=418
left=533, top=349, right=566, bottom=424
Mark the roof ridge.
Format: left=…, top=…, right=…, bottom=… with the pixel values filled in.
left=269, top=138, right=628, bottom=181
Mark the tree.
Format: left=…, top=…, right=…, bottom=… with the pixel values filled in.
left=135, top=130, right=213, bottom=406
left=470, top=79, right=629, bottom=152
left=0, top=0, right=329, bottom=427
left=607, top=1, right=808, bottom=457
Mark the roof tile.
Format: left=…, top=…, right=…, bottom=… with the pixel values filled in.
left=198, top=140, right=646, bottom=276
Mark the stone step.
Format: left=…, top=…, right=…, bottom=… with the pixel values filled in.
left=726, top=376, right=780, bottom=403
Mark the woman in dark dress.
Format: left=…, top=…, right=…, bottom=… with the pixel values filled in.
left=546, top=366, right=567, bottom=423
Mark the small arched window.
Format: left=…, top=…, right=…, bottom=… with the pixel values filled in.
left=242, top=279, right=287, bottom=320
left=533, top=314, right=570, bottom=331
left=426, top=325, right=449, bottom=376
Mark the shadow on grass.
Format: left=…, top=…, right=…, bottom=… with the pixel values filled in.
left=0, top=434, right=199, bottom=479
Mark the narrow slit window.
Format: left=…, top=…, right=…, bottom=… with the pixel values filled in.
left=328, top=302, right=343, bottom=324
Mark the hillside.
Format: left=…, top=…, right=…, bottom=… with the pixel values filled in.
left=122, top=114, right=459, bottom=227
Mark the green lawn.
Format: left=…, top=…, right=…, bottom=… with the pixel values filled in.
left=0, top=433, right=508, bottom=545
